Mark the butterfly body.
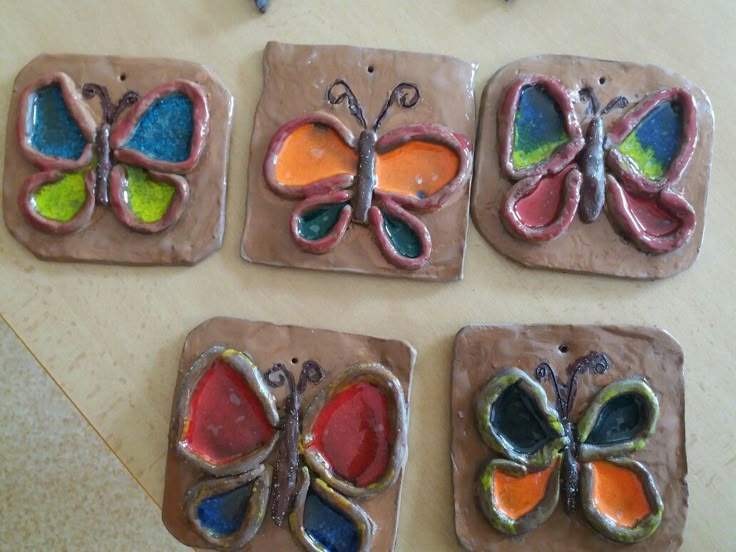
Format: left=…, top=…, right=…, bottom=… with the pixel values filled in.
left=354, top=129, right=378, bottom=224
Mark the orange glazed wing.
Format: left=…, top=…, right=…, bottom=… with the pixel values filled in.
left=264, top=113, right=358, bottom=198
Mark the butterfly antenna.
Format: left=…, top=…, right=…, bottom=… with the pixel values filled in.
left=297, top=360, right=325, bottom=393
left=265, top=362, right=296, bottom=394
left=565, top=352, right=610, bottom=417
left=601, top=96, right=629, bottom=117
left=326, top=79, right=367, bottom=129
left=579, top=87, right=600, bottom=117
left=373, top=83, right=420, bottom=131
left=111, top=91, right=140, bottom=123
left=535, top=361, right=566, bottom=416
left=82, top=83, right=115, bottom=124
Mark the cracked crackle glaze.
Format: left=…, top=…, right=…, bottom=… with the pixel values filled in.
left=242, top=41, right=476, bottom=281
left=472, top=55, right=714, bottom=279
left=3, top=54, right=234, bottom=265
left=163, top=317, right=415, bottom=551
left=451, top=325, right=687, bottom=551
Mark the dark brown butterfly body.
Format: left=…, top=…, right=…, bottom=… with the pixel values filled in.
left=326, top=80, right=421, bottom=225
left=264, top=361, right=325, bottom=527
left=80, top=83, right=140, bottom=206
left=534, top=352, right=610, bottom=514
left=577, top=88, right=629, bottom=223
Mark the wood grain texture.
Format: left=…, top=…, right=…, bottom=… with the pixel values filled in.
left=0, top=1, right=734, bottom=550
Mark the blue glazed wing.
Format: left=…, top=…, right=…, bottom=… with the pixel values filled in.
left=28, top=83, right=89, bottom=160
left=123, top=93, right=194, bottom=163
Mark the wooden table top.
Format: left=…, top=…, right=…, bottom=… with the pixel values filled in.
left=1, top=1, right=734, bottom=550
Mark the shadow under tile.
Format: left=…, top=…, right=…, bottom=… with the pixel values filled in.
left=0, top=319, right=187, bottom=551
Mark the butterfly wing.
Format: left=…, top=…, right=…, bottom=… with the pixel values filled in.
left=263, top=112, right=358, bottom=199
left=474, top=368, right=567, bottom=534
left=498, top=75, right=585, bottom=240
left=175, top=347, right=280, bottom=547
left=368, top=124, right=470, bottom=268
left=17, top=73, right=97, bottom=233
left=289, top=191, right=353, bottom=254
left=290, top=466, right=375, bottom=552
left=576, top=378, right=663, bottom=542
left=108, top=81, right=207, bottom=231
left=605, top=88, right=699, bottom=253
left=301, top=362, right=408, bottom=498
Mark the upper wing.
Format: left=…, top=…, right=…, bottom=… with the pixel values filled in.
left=498, top=74, right=584, bottom=181
left=301, top=363, right=408, bottom=499
left=263, top=112, right=358, bottom=199
left=475, top=367, right=567, bottom=469
left=580, top=458, right=663, bottom=543
left=108, top=164, right=189, bottom=233
left=477, top=458, right=560, bottom=536
left=110, top=80, right=209, bottom=174
left=175, top=346, right=280, bottom=476
left=17, top=72, right=96, bottom=171
left=373, top=124, right=472, bottom=211
left=290, top=467, right=375, bottom=552
left=576, top=377, right=659, bottom=461
left=606, top=88, right=698, bottom=194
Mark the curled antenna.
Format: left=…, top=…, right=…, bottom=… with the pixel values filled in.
left=579, top=87, right=600, bottom=117
left=111, top=91, right=140, bottom=122
left=374, top=83, right=420, bottom=131
left=535, top=361, right=565, bottom=415
left=82, top=83, right=115, bottom=124
left=601, top=95, right=629, bottom=116
left=297, top=360, right=325, bottom=393
left=265, top=362, right=296, bottom=394
left=326, top=79, right=367, bottom=129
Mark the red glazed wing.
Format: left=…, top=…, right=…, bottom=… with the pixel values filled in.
left=606, top=175, right=695, bottom=253
left=263, top=113, right=358, bottom=199
left=301, top=363, right=408, bottom=499
left=498, top=74, right=585, bottom=241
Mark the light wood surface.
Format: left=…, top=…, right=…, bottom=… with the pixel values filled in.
left=1, top=1, right=734, bottom=550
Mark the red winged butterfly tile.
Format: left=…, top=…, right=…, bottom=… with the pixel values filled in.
left=263, top=80, right=472, bottom=270
left=498, top=74, right=698, bottom=254
left=172, top=346, right=408, bottom=551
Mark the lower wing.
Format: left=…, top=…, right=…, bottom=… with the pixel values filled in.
left=606, top=174, right=696, bottom=253
left=580, top=458, right=663, bottom=543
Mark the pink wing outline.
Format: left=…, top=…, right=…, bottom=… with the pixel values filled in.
left=288, top=190, right=354, bottom=254
left=498, top=74, right=585, bottom=241
left=110, top=80, right=210, bottom=174
left=605, top=88, right=698, bottom=253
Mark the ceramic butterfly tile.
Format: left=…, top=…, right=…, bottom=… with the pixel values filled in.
left=3, top=54, right=234, bottom=265
left=451, top=325, right=687, bottom=551
left=163, top=317, right=415, bottom=551
left=472, top=55, right=714, bottom=279
left=242, top=42, right=476, bottom=280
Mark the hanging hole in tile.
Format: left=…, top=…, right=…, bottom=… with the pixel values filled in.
left=598, top=76, right=606, bottom=85
left=558, top=344, right=569, bottom=353
left=291, top=357, right=299, bottom=364
left=367, top=65, right=375, bottom=74
left=119, top=73, right=127, bottom=82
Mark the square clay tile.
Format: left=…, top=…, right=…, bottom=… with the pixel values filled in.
left=452, top=325, right=687, bottom=551
left=242, top=42, right=476, bottom=281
